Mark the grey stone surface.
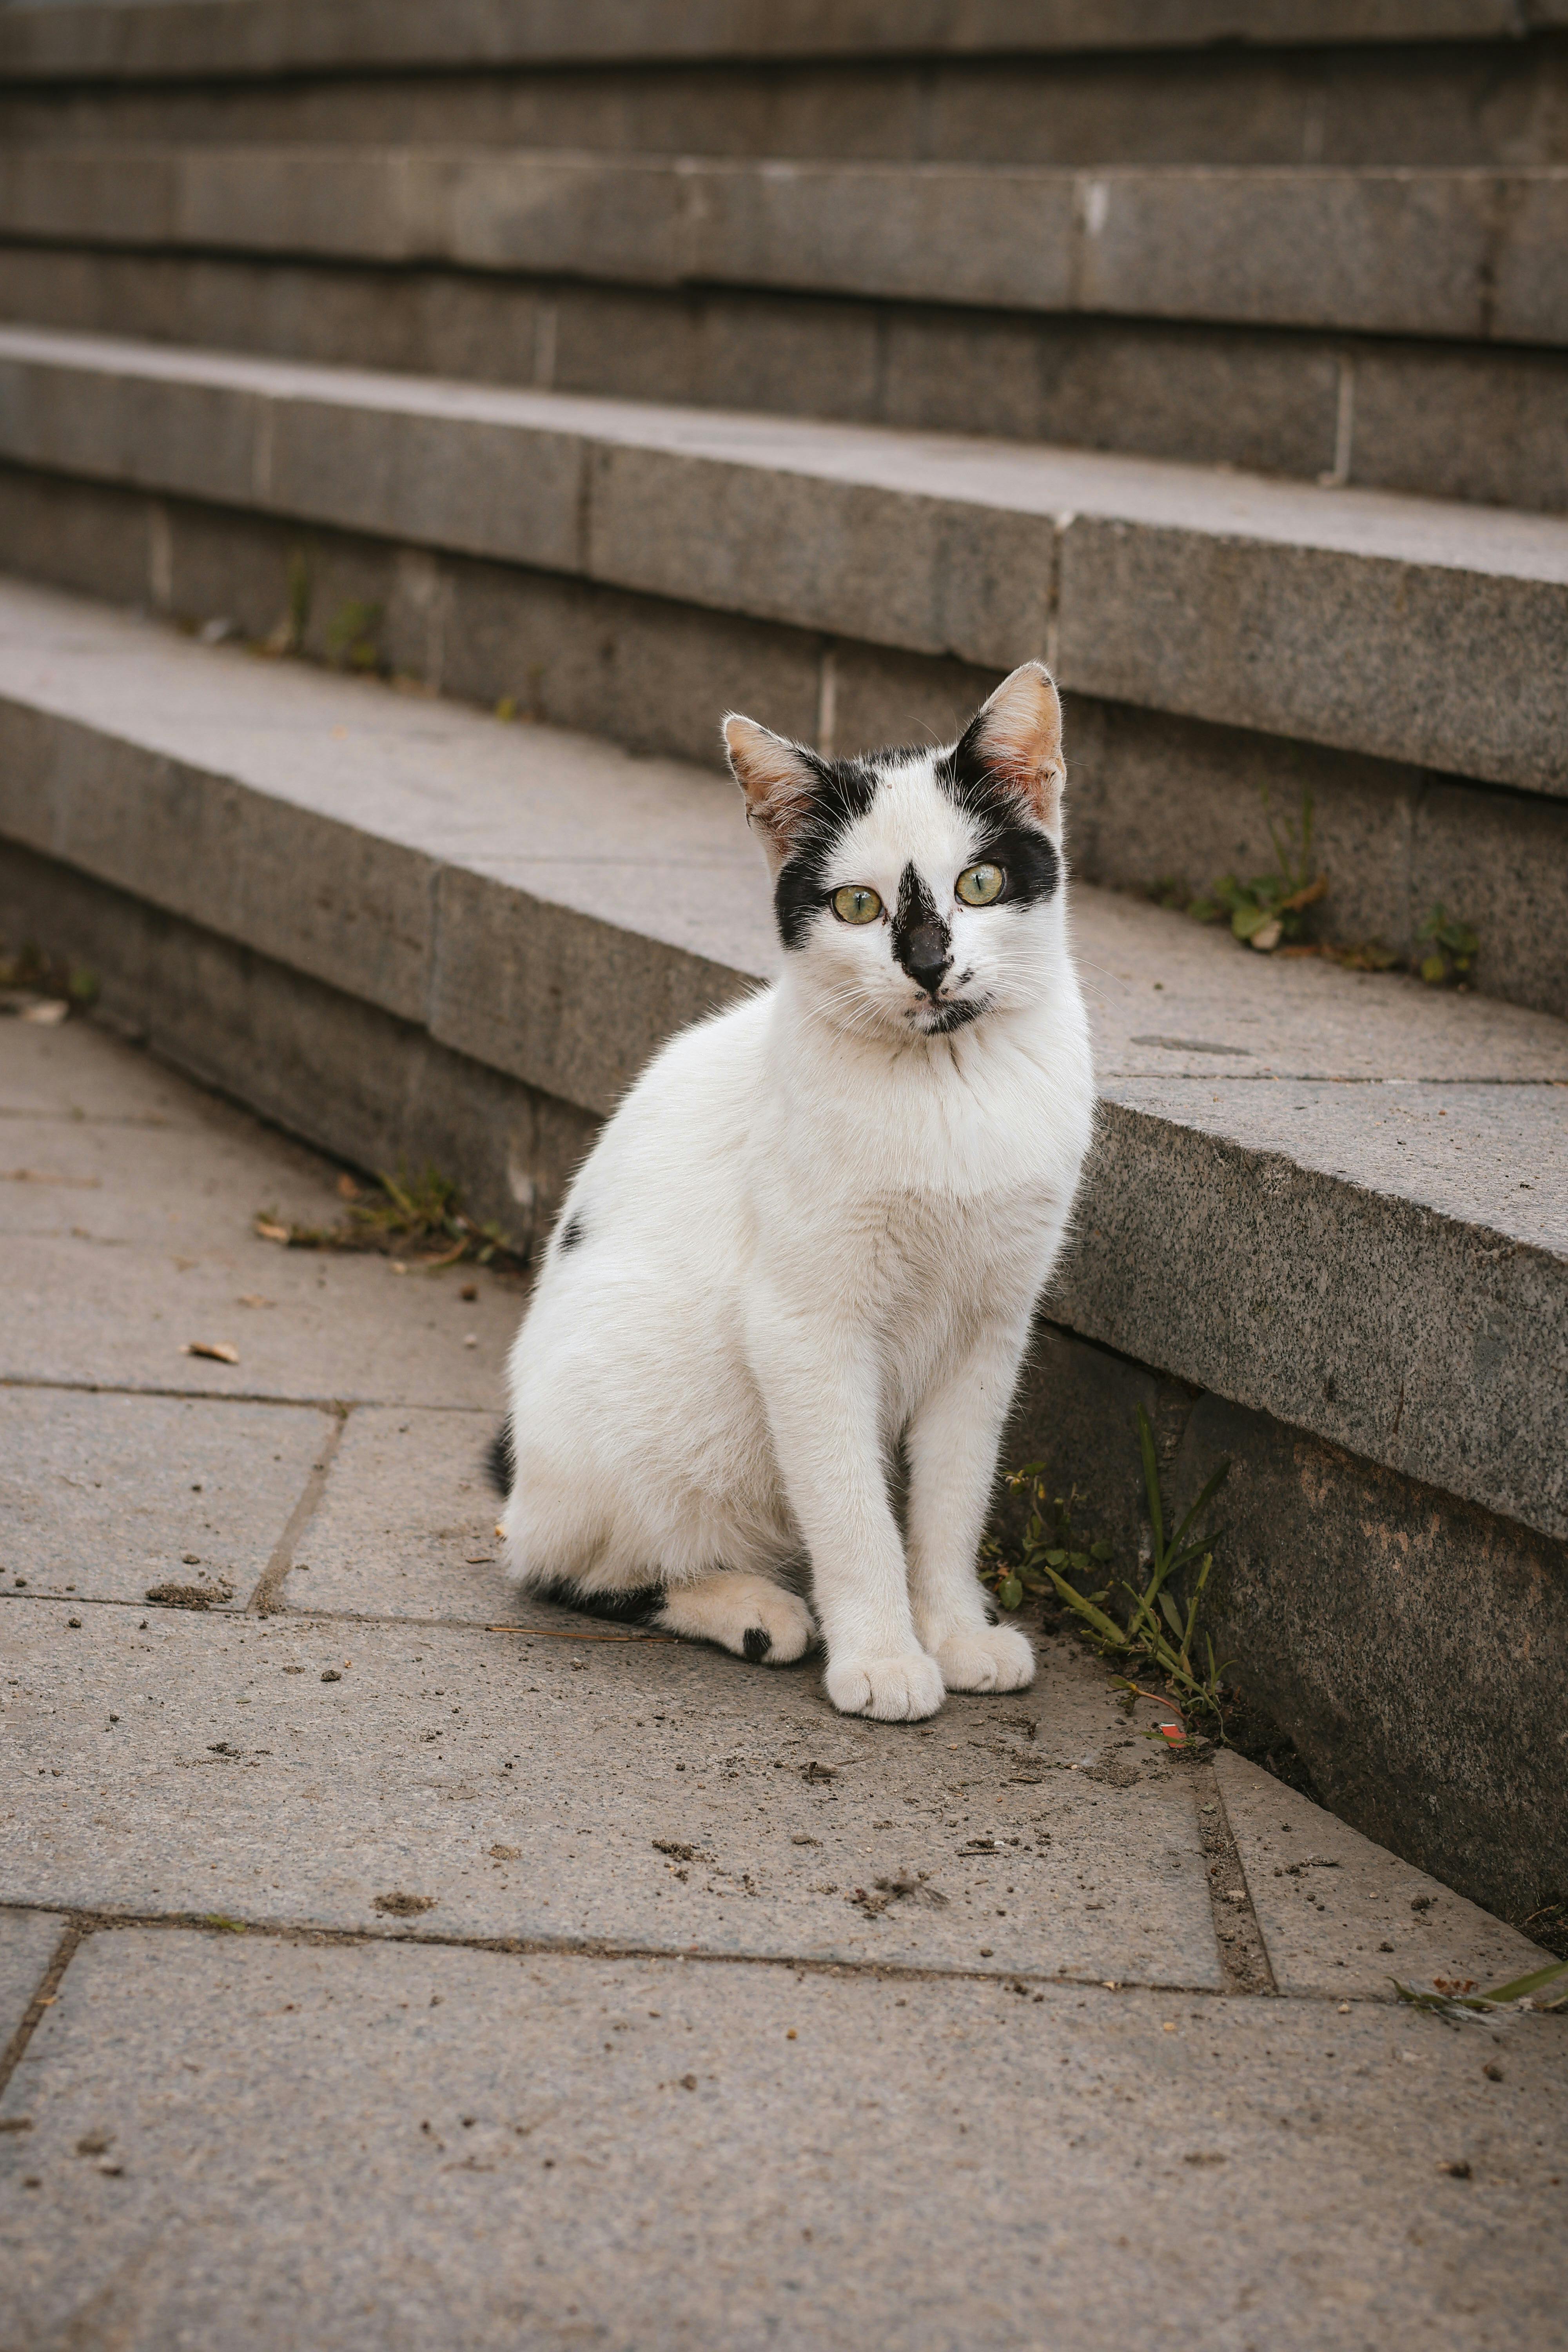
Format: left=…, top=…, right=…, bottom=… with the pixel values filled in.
left=6, top=247, right=1568, bottom=517
left=2, top=326, right=1567, bottom=790
left=1215, top=1752, right=1550, bottom=1998
left=0, top=1906, right=63, bottom=2052
left=0, top=2, right=1525, bottom=82
left=1003, top=1326, right=1568, bottom=1926
left=0, top=1599, right=1226, bottom=1985
left=277, top=1404, right=512, bottom=1624
left=4, top=148, right=1562, bottom=345
left=4, top=1928, right=1565, bottom=2352
left=0, top=1387, right=329, bottom=1611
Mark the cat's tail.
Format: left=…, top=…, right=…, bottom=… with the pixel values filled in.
left=483, top=1417, right=515, bottom=1499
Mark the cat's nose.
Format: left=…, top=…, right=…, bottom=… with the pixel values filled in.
left=902, top=921, right=952, bottom=996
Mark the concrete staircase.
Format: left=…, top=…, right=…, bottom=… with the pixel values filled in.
left=0, top=0, right=1563, bottom=1929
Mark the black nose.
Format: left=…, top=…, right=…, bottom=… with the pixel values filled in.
left=902, top=920, right=952, bottom=995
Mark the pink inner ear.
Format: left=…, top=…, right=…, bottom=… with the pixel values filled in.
left=725, top=717, right=816, bottom=849
left=975, top=666, right=1063, bottom=824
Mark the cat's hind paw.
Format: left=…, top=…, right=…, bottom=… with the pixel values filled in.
left=933, top=1626, right=1036, bottom=1693
left=658, top=1572, right=816, bottom=1664
left=825, top=1651, right=944, bottom=1722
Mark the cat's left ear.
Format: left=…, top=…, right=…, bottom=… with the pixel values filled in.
left=723, top=714, right=820, bottom=876
left=957, top=661, right=1065, bottom=831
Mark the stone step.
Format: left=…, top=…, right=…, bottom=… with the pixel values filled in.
left=2, top=149, right=1562, bottom=511
left=1, top=322, right=1565, bottom=1023
left=4, top=571, right=1565, bottom=1917
left=3, top=3, right=1566, bottom=175
left=4, top=148, right=1561, bottom=348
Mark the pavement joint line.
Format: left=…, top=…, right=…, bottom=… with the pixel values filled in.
left=0, top=1904, right=1351, bottom=2005
left=0, top=1913, right=82, bottom=2106
left=0, top=1375, right=496, bottom=1414
left=246, top=1401, right=350, bottom=1615
left=1193, top=1760, right=1278, bottom=1998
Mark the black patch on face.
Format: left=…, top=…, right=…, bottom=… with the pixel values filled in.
left=558, top=1214, right=584, bottom=1251
left=892, top=860, right=952, bottom=995
left=535, top=1577, right=665, bottom=1626
left=742, top=1625, right=773, bottom=1662
left=772, top=753, right=880, bottom=949
left=924, top=997, right=985, bottom=1034
left=484, top=1421, right=515, bottom=1498
left=936, top=713, right=1061, bottom=909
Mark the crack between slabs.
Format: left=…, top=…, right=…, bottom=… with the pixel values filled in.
left=0, top=1377, right=493, bottom=1414
left=0, top=1905, right=1357, bottom=2005
left=247, top=1405, right=350, bottom=1615
left=0, top=1916, right=82, bottom=2105
left=1194, top=1760, right=1277, bottom=1997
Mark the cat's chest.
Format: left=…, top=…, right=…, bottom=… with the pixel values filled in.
left=777, top=1176, right=1054, bottom=1322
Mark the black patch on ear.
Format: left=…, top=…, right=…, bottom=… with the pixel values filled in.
left=558, top=1214, right=584, bottom=1251
left=772, top=754, right=880, bottom=949
left=742, top=1625, right=773, bottom=1662
left=937, top=714, right=1061, bottom=909
left=535, top=1577, right=665, bottom=1626
left=484, top=1421, right=515, bottom=1498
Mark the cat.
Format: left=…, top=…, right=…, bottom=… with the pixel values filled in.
left=488, top=660, right=1094, bottom=1720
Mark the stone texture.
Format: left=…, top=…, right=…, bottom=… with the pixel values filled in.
left=0, top=1599, right=1225, bottom=1985
left=0, top=3, right=1525, bottom=83
left=4, top=1929, right=1565, bottom=2352
left=1215, top=1751, right=1550, bottom=1998
left=2, top=325, right=1566, bottom=790
left=0, top=1907, right=64, bottom=2051
left=278, top=1404, right=506, bottom=1625
left=0, top=1388, right=330, bottom=1612
left=6, top=149, right=1563, bottom=345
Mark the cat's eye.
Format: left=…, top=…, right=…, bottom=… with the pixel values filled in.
left=831, top=884, right=883, bottom=925
left=956, top=862, right=1005, bottom=906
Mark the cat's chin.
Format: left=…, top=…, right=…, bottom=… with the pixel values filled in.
left=913, top=995, right=989, bottom=1036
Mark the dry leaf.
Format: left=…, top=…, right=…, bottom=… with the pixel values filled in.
left=21, top=999, right=69, bottom=1027
left=183, top=1341, right=240, bottom=1365
left=254, top=1217, right=290, bottom=1244
left=237, top=1294, right=274, bottom=1309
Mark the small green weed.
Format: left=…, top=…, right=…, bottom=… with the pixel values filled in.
left=325, top=597, right=384, bottom=673
left=985, top=1409, right=1232, bottom=1733
left=1394, top=1955, right=1568, bottom=2022
left=0, top=941, right=99, bottom=1017
left=1415, top=903, right=1479, bottom=987
left=1188, top=787, right=1327, bottom=953
left=256, top=1164, right=522, bottom=1270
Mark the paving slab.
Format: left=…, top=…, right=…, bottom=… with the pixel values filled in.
left=3, top=1928, right=1564, bottom=2352
left=0, top=1386, right=329, bottom=1612
left=0, top=1600, right=1225, bottom=1987
left=0, top=1907, right=64, bottom=2051
left=279, top=1402, right=506, bottom=1624
left=1216, top=1752, right=1551, bottom=1999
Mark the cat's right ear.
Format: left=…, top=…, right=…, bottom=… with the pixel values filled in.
left=723, top=715, right=819, bottom=877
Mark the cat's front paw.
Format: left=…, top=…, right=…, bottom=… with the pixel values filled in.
left=825, top=1651, right=944, bottom=1722
left=933, top=1626, right=1036, bottom=1693
left=658, top=1572, right=816, bottom=1664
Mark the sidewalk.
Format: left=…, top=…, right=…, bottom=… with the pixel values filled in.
left=2, top=1014, right=1563, bottom=2351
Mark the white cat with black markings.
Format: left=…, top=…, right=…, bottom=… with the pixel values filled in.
left=491, top=661, right=1094, bottom=1719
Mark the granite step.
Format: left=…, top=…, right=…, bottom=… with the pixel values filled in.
left=4, top=7, right=1565, bottom=176
left=2, top=148, right=1563, bottom=510
left=0, top=321, right=1565, bottom=1019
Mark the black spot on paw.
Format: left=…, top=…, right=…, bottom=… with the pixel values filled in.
left=984, top=1606, right=999, bottom=1628
left=558, top=1214, right=584, bottom=1252
left=742, top=1626, right=773, bottom=1662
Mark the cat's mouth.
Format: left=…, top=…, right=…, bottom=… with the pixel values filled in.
left=914, top=995, right=989, bottom=1035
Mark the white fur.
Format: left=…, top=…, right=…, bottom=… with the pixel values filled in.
left=499, top=667, right=1095, bottom=1719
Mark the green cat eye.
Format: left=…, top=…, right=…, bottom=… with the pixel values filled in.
left=956, top=862, right=1005, bottom=907
left=832, top=884, right=883, bottom=925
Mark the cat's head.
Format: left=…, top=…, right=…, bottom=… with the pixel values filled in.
left=724, top=662, right=1067, bottom=1042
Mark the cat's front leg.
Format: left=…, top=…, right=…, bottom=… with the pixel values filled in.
left=747, top=1295, right=943, bottom=1722
left=906, top=1314, right=1037, bottom=1695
